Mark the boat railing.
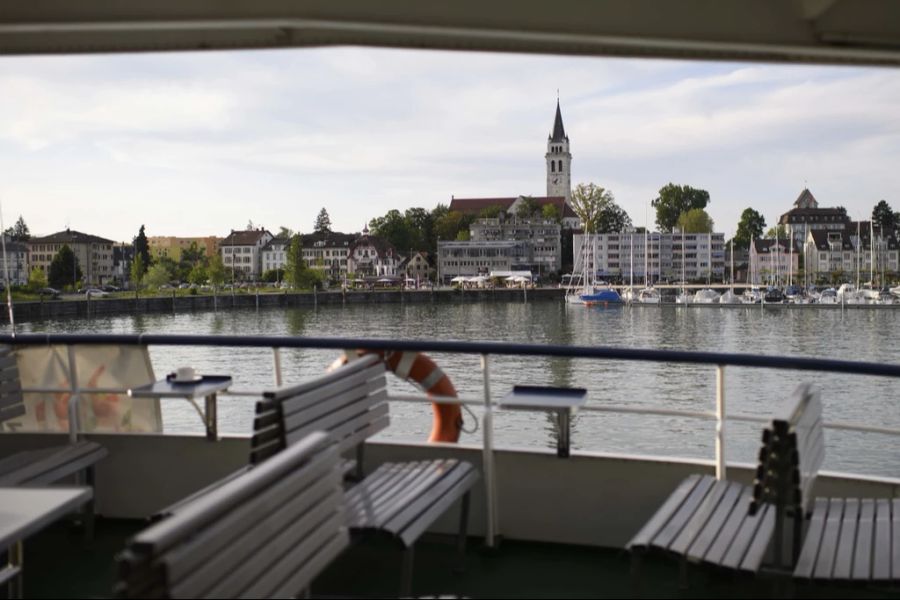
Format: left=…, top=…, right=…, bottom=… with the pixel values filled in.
left=3, top=332, right=900, bottom=548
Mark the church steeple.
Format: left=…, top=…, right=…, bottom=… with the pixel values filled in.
left=546, top=99, right=572, bottom=202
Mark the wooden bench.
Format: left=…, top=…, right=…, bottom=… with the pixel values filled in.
left=625, top=384, right=822, bottom=590
left=0, top=345, right=107, bottom=535
left=756, top=384, right=899, bottom=585
left=252, top=354, right=479, bottom=596
left=116, top=431, right=347, bottom=599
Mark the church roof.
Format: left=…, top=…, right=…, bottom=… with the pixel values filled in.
left=793, top=188, right=818, bottom=208
left=549, top=100, right=567, bottom=142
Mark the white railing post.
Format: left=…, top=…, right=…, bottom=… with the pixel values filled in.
left=481, top=353, right=498, bottom=548
left=716, top=364, right=726, bottom=480
left=272, top=347, right=283, bottom=387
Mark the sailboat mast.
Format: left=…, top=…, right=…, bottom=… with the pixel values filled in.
left=856, top=220, right=861, bottom=290
left=870, top=220, right=874, bottom=287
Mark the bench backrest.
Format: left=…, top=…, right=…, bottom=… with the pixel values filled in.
left=750, top=382, right=824, bottom=518
left=0, top=345, right=25, bottom=427
left=116, top=431, right=347, bottom=599
left=250, top=354, right=389, bottom=465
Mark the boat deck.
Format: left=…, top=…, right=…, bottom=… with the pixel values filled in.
left=22, top=518, right=898, bottom=599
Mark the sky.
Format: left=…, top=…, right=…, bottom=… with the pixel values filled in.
left=1, top=46, right=899, bottom=243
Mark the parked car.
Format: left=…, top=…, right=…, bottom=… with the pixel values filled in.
left=85, top=288, right=109, bottom=298
left=178, top=283, right=190, bottom=289
left=39, top=287, right=61, bottom=299
left=101, top=285, right=120, bottom=292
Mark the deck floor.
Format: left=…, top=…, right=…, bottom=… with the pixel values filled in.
left=20, top=518, right=899, bottom=599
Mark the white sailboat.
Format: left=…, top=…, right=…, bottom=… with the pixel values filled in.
left=675, top=231, right=692, bottom=304
left=720, top=239, right=741, bottom=304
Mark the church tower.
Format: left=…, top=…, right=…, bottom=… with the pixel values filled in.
left=546, top=100, right=572, bottom=203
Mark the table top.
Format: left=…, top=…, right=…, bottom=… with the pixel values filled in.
left=499, top=385, right=588, bottom=410
left=0, top=487, right=93, bottom=548
left=128, top=375, right=232, bottom=399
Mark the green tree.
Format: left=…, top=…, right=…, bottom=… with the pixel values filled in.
left=145, top=263, right=171, bottom=289
left=285, top=234, right=305, bottom=288
left=207, top=254, right=226, bottom=288
left=133, top=225, right=151, bottom=275
left=733, top=208, right=766, bottom=248
left=515, top=197, right=540, bottom=219
left=542, top=203, right=561, bottom=223
left=48, top=245, right=82, bottom=289
left=872, top=200, right=898, bottom=237
left=277, top=226, right=295, bottom=239
left=314, top=208, right=332, bottom=234
left=27, top=266, right=47, bottom=292
left=404, top=207, right=434, bottom=252
left=677, top=208, right=715, bottom=233
left=651, top=183, right=710, bottom=232
left=369, top=209, right=414, bottom=253
left=433, top=210, right=468, bottom=241
left=765, top=224, right=789, bottom=238
left=188, top=263, right=207, bottom=285
left=478, top=205, right=505, bottom=219
left=570, top=183, right=632, bottom=233
left=130, top=254, right=145, bottom=291
left=261, top=268, right=284, bottom=283
left=3, top=216, right=30, bottom=241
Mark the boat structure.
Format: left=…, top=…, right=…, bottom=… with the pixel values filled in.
left=4, top=2, right=900, bottom=598
left=693, top=288, right=721, bottom=303
left=718, top=289, right=741, bottom=304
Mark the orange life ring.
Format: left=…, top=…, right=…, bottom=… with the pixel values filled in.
left=330, top=350, right=463, bottom=443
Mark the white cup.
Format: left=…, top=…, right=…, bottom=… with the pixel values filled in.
left=175, top=366, right=196, bottom=382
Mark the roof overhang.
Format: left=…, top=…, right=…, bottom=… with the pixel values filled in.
left=3, top=1, right=900, bottom=66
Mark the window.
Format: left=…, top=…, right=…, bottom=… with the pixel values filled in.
left=550, top=161, right=555, bottom=172
left=558, top=160, right=563, bottom=172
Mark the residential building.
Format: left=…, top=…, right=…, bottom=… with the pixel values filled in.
left=778, top=188, right=850, bottom=244
left=749, top=238, right=802, bottom=285
left=27, top=229, right=115, bottom=286
left=573, top=231, right=726, bottom=283
left=399, top=252, right=436, bottom=283
left=261, top=237, right=290, bottom=275
left=112, top=243, right=134, bottom=286
left=437, top=240, right=528, bottom=282
left=219, top=229, right=273, bottom=281
left=0, top=237, right=29, bottom=285
left=805, top=227, right=899, bottom=283
left=148, top=236, right=221, bottom=262
left=301, top=232, right=356, bottom=282
left=347, top=226, right=402, bottom=278
left=470, top=215, right=562, bottom=275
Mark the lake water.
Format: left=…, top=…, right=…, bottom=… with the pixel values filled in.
left=13, top=300, right=900, bottom=477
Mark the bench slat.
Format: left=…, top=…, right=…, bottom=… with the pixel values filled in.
left=653, top=475, right=716, bottom=551
left=280, top=368, right=384, bottom=421
left=263, top=355, right=380, bottom=401
left=872, top=499, right=891, bottom=580
left=833, top=498, right=859, bottom=579
left=346, top=460, right=446, bottom=527
left=669, top=479, right=730, bottom=556
left=626, top=474, right=704, bottom=550
left=795, top=497, right=829, bottom=579
left=0, top=442, right=108, bottom=485
left=721, top=502, right=771, bottom=570
left=686, top=480, right=744, bottom=563
left=852, top=499, right=875, bottom=580
left=283, top=384, right=385, bottom=440
left=740, top=504, right=775, bottom=572
left=813, top=498, right=845, bottom=579
left=391, top=467, right=479, bottom=548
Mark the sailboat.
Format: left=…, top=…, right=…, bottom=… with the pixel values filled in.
left=635, top=231, right=660, bottom=304
left=720, top=239, right=741, bottom=303
left=675, top=231, right=692, bottom=304
left=568, top=232, right=621, bottom=305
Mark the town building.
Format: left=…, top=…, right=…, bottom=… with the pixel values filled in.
left=573, top=231, right=726, bottom=283
left=301, top=232, right=356, bottom=282
left=778, top=188, right=851, bottom=244
left=261, top=237, right=290, bottom=276
left=470, top=215, right=562, bottom=275
left=111, top=243, right=134, bottom=286
left=436, top=240, right=527, bottom=282
left=804, top=226, right=899, bottom=284
left=346, top=226, right=402, bottom=279
left=399, top=251, right=436, bottom=284
left=148, top=236, right=221, bottom=262
left=27, top=229, right=115, bottom=286
left=219, top=229, right=273, bottom=281
left=0, top=237, right=29, bottom=285
left=749, top=238, right=802, bottom=285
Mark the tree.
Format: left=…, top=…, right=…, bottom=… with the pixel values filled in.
left=433, top=210, right=469, bottom=242
left=872, top=200, right=898, bottom=237
left=133, top=225, right=151, bottom=275
left=261, top=268, right=284, bottom=283
left=3, top=216, right=30, bottom=241
left=478, top=205, right=505, bottom=219
left=48, top=245, right=82, bottom=289
left=765, top=224, right=789, bottom=238
left=145, top=263, right=171, bottom=289
left=130, top=254, right=145, bottom=290
left=27, top=267, right=47, bottom=292
left=677, top=208, right=715, bottom=233
left=188, top=263, right=207, bottom=286
left=516, top=197, right=541, bottom=219
left=207, top=254, right=226, bottom=288
left=651, top=183, right=710, bottom=232
left=542, top=203, right=561, bottom=223
left=314, top=208, right=332, bottom=234
left=733, top=208, right=766, bottom=248
left=570, top=183, right=632, bottom=233
left=277, top=226, right=295, bottom=239
left=284, top=234, right=305, bottom=288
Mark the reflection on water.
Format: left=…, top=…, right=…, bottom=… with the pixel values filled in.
left=13, top=301, right=900, bottom=477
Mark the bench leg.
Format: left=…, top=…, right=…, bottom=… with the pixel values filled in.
left=630, top=551, right=643, bottom=599
left=455, top=491, right=471, bottom=574
left=401, top=545, right=415, bottom=597
left=678, top=557, right=689, bottom=590
left=83, top=466, right=96, bottom=545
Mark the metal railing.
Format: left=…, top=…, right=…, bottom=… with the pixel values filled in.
left=3, top=332, right=900, bottom=548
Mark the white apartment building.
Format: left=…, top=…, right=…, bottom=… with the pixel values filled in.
left=436, top=240, right=527, bottom=282
left=805, top=228, right=900, bottom=283
left=302, top=232, right=355, bottom=282
left=573, top=231, right=725, bottom=283
left=346, top=227, right=402, bottom=278
left=470, top=216, right=562, bottom=274
left=0, top=238, right=29, bottom=285
left=261, top=237, right=290, bottom=275
left=220, top=229, right=273, bottom=281
left=27, top=229, right=115, bottom=286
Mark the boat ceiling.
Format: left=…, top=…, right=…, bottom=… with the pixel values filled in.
left=3, top=0, right=900, bottom=66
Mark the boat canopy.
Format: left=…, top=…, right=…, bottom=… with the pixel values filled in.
left=3, top=1, right=900, bottom=67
